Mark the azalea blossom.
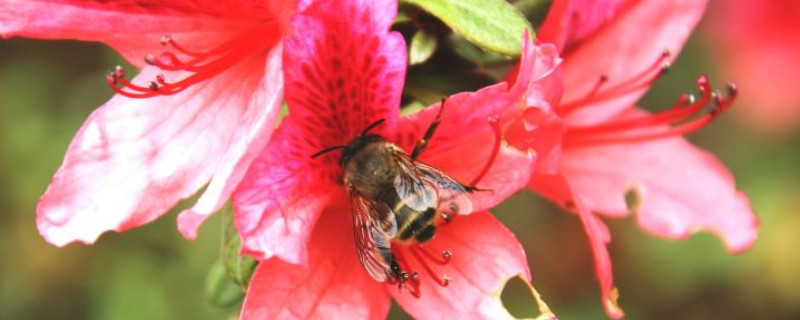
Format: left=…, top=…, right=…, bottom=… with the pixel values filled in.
left=0, top=0, right=299, bottom=245
left=232, top=0, right=560, bottom=318
left=705, top=0, right=800, bottom=134
left=508, top=0, right=759, bottom=317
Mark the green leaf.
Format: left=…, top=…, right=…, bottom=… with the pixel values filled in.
left=401, top=0, right=533, bottom=56
left=394, top=10, right=412, bottom=24
left=205, top=261, right=245, bottom=309
left=221, top=206, right=258, bottom=291
left=409, top=30, right=438, bottom=65
left=448, top=33, right=513, bottom=65
left=513, top=0, right=553, bottom=25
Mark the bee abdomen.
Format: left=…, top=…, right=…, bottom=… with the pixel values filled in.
left=396, top=206, right=437, bottom=243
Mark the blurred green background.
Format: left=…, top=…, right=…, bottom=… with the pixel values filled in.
left=2, top=6, right=799, bottom=320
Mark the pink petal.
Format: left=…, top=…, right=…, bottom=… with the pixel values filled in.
left=177, top=44, right=284, bottom=240
left=36, top=52, right=280, bottom=246
left=705, top=0, right=800, bottom=133
left=0, top=0, right=269, bottom=67
left=394, top=40, right=561, bottom=210
left=528, top=174, right=624, bottom=319
left=232, top=117, right=340, bottom=264
left=538, top=0, right=627, bottom=50
left=283, top=0, right=406, bottom=149
left=240, top=204, right=391, bottom=320
left=560, top=0, right=708, bottom=126
left=391, top=211, right=550, bottom=319
left=558, top=131, right=758, bottom=253
left=233, top=0, right=406, bottom=263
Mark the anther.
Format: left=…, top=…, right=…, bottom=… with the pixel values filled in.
left=160, top=34, right=171, bottom=45
left=144, top=53, right=156, bottom=65
left=441, top=212, right=452, bottom=224
left=685, top=93, right=696, bottom=106
left=114, top=65, right=126, bottom=78
left=564, top=75, right=736, bottom=146
left=442, top=250, right=452, bottom=261
left=149, top=81, right=159, bottom=91
left=726, top=82, right=738, bottom=97
left=660, top=62, right=671, bottom=74
left=441, top=275, right=451, bottom=286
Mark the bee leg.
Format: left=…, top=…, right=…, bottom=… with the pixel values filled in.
left=410, top=97, right=447, bottom=160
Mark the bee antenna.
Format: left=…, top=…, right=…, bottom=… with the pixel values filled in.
left=361, top=118, right=386, bottom=136
left=311, top=145, right=347, bottom=159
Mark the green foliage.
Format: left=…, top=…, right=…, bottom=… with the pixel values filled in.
left=221, top=207, right=258, bottom=291
left=400, top=0, right=533, bottom=56
left=205, top=261, right=246, bottom=309
left=409, top=29, right=438, bottom=65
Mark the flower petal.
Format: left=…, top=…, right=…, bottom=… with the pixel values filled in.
left=538, top=0, right=627, bottom=50
left=391, top=211, right=552, bottom=319
left=395, top=40, right=561, bottom=210
left=528, top=174, right=624, bottom=319
left=233, top=117, right=340, bottom=264
left=283, top=0, right=406, bottom=150
left=0, top=0, right=267, bottom=67
left=177, top=44, right=284, bottom=240
left=36, top=53, right=278, bottom=246
left=240, top=204, right=391, bottom=320
left=557, top=132, right=759, bottom=253
left=705, top=0, right=800, bottom=133
left=559, top=0, right=708, bottom=126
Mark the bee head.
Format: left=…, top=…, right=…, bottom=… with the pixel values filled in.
left=310, top=118, right=387, bottom=167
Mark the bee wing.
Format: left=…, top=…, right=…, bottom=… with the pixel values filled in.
left=392, top=150, right=474, bottom=216
left=350, top=190, right=397, bottom=282
left=416, top=162, right=474, bottom=215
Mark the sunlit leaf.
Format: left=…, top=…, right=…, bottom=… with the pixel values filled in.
left=401, top=0, right=534, bottom=55
left=409, top=29, right=438, bottom=65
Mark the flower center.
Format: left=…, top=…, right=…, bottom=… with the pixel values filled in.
left=564, top=75, right=737, bottom=146
left=106, top=26, right=277, bottom=98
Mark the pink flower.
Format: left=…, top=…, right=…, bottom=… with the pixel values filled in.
left=511, top=0, right=759, bottom=317
left=705, top=0, right=800, bottom=134
left=0, top=0, right=299, bottom=244
left=232, top=0, right=560, bottom=318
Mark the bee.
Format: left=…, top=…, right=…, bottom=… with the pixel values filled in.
left=311, top=100, right=476, bottom=285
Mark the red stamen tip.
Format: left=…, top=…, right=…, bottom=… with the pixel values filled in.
left=148, top=81, right=159, bottom=91
left=726, top=82, right=738, bottom=96
left=113, top=65, right=126, bottom=78
left=106, top=73, right=117, bottom=85
left=160, top=34, right=172, bottom=45
left=660, top=62, right=671, bottom=75
left=442, top=250, right=452, bottom=261
left=144, top=53, right=156, bottom=65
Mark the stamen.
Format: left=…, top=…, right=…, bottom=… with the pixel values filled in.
left=410, top=246, right=451, bottom=287
left=564, top=76, right=737, bottom=146
left=413, top=245, right=452, bottom=265
left=560, top=50, right=672, bottom=115
left=107, top=26, right=276, bottom=99
left=469, top=116, right=502, bottom=187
